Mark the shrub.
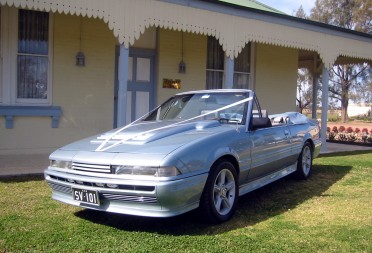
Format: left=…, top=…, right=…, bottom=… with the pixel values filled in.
left=338, top=133, right=348, bottom=142
left=332, top=126, right=339, bottom=133
left=370, top=129, right=372, bottom=134
left=328, top=113, right=340, bottom=122
left=327, top=127, right=331, bottom=132
left=362, top=128, right=368, bottom=133
left=347, top=133, right=357, bottom=142
left=355, top=128, right=361, bottom=134
left=362, top=132, right=368, bottom=143
left=346, top=127, right=353, bottom=133
left=327, top=117, right=339, bottom=122
left=328, top=132, right=336, bottom=141
left=350, top=114, right=372, bottom=122
left=368, top=136, right=372, bottom=143
left=339, top=126, right=346, bottom=132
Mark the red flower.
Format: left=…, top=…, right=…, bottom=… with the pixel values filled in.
left=362, top=128, right=368, bottom=133
left=339, top=126, right=346, bottom=132
left=355, top=128, right=360, bottom=133
left=332, top=126, right=338, bottom=133
left=346, top=127, right=353, bottom=133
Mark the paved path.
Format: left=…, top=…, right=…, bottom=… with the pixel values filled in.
left=325, top=142, right=372, bottom=153
left=0, top=143, right=371, bottom=177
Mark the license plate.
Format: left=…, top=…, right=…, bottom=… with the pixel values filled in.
left=72, top=188, right=100, bottom=206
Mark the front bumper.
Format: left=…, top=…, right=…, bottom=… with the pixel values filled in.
left=44, top=167, right=208, bottom=217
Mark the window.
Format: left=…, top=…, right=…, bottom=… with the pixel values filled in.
left=17, top=10, right=49, bottom=102
left=206, top=37, right=224, bottom=89
left=234, top=44, right=251, bottom=89
left=0, top=7, right=52, bottom=105
left=206, top=37, right=251, bottom=89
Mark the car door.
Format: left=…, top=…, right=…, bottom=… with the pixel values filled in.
left=247, top=124, right=292, bottom=181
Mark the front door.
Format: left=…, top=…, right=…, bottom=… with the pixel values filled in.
left=127, top=49, right=156, bottom=124
left=247, top=125, right=292, bottom=181
left=114, top=48, right=156, bottom=127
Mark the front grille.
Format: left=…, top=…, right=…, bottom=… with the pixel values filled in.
left=48, top=175, right=155, bottom=192
left=48, top=182, right=72, bottom=194
left=101, top=193, right=157, bottom=203
left=72, top=162, right=111, bottom=174
left=48, top=182, right=157, bottom=204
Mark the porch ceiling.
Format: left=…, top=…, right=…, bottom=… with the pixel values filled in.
left=2, top=0, right=371, bottom=68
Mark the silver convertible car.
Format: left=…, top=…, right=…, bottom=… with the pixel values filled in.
left=45, top=89, right=321, bottom=223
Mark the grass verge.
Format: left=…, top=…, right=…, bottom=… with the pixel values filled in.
left=0, top=151, right=371, bottom=252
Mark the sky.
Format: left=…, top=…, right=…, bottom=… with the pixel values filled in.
left=258, top=0, right=316, bottom=15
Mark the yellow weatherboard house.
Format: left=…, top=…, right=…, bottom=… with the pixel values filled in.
left=0, top=0, right=371, bottom=155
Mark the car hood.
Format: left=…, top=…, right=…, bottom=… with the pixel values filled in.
left=59, top=120, right=230, bottom=155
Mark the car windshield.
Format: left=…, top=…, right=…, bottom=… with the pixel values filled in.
left=143, top=92, right=249, bottom=124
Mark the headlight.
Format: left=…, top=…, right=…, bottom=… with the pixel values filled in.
left=112, top=165, right=181, bottom=177
left=50, top=160, right=72, bottom=169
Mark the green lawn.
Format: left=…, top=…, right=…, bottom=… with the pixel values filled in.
left=1, top=151, right=371, bottom=253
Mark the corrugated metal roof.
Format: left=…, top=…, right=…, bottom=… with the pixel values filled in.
left=219, top=0, right=286, bottom=14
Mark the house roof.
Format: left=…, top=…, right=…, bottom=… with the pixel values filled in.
left=212, top=0, right=371, bottom=40
left=219, top=0, right=285, bottom=14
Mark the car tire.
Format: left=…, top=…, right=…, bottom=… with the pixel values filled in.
left=200, top=159, right=238, bottom=223
left=294, top=142, right=313, bottom=180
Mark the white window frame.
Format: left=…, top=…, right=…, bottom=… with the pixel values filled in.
left=0, top=6, right=53, bottom=106
left=206, top=69, right=224, bottom=75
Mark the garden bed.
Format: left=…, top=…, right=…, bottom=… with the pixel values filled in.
left=326, top=124, right=372, bottom=145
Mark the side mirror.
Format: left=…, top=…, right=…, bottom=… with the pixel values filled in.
left=251, top=117, right=272, bottom=130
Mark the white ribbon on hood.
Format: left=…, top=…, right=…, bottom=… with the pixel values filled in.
left=96, top=96, right=253, bottom=152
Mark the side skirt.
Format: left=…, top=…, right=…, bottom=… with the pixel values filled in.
left=239, top=162, right=297, bottom=196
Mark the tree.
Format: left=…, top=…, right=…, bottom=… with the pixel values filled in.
left=295, top=5, right=307, bottom=19
left=351, top=65, right=372, bottom=104
left=296, top=68, right=313, bottom=113
left=310, top=0, right=371, bottom=32
left=353, top=0, right=372, bottom=34
left=327, top=64, right=370, bottom=121
left=310, top=0, right=372, bottom=122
